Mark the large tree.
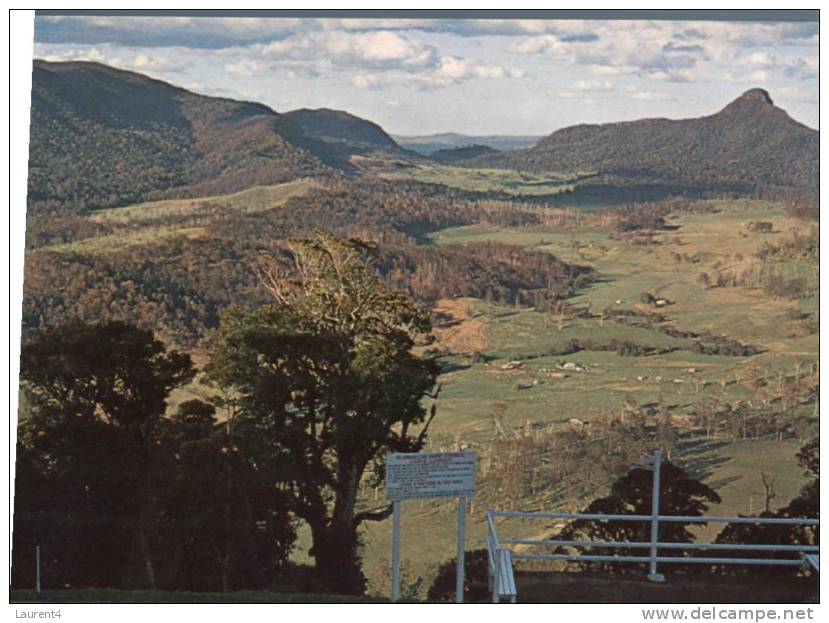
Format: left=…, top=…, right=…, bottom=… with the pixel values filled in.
left=15, top=321, right=194, bottom=589
left=210, top=231, right=440, bottom=594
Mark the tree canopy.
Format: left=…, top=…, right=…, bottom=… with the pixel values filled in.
left=210, top=230, right=440, bottom=593
left=13, top=321, right=296, bottom=591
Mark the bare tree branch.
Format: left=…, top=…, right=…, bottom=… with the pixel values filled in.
left=353, top=503, right=394, bottom=527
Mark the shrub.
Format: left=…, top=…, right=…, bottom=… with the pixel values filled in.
left=427, top=549, right=490, bottom=603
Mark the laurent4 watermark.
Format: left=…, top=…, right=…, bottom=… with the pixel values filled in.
left=642, top=608, right=815, bottom=621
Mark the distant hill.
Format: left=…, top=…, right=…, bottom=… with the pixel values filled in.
left=468, top=89, right=818, bottom=196
left=394, top=133, right=540, bottom=154
left=429, top=144, right=499, bottom=164
left=28, top=60, right=342, bottom=215
left=281, top=108, right=415, bottom=170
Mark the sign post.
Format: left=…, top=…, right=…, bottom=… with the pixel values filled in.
left=386, top=451, right=476, bottom=603
left=391, top=500, right=401, bottom=602
left=455, top=497, right=466, bottom=604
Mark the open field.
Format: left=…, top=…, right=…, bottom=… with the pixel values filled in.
left=37, top=180, right=319, bottom=255
left=366, top=159, right=592, bottom=197
left=88, top=180, right=319, bottom=225
left=422, top=201, right=815, bottom=437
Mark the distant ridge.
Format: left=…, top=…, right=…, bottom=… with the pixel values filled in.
left=429, top=144, right=499, bottom=164
left=281, top=108, right=414, bottom=169
left=28, top=61, right=818, bottom=216
left=28, top=60, right=339, bottom=214
left=468, top=88, right=818, bottom=196
left=27, top=61, right=410, bottom=214
left=395, top=133, right=541, bottom=154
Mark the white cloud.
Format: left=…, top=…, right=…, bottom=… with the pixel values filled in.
left=624, top=86, right=675, bottom=101
left=37, top=15, right=304, bottom=48
left=724, top=69, right=769, bottom=84
left=36, top=45, right=108, bottom=63
left=781, top=56, right=818, bottom=81
left=129, top=53, right=190, bottom=74
left=352, top=73, right=385, bottom=90
left=224, top=58, right=270, bottom=78
left=743, top=51, right=776, bottom=69
left=352, top=54, right=522, bottom=91
left=572, top=79, right=613, bottom=92
left=257, top=30, right=438, bottom=70
left=35, top=43, right=191, bottom=76
left=772, top=85, right=818, bottom=104
left=434, top=56, right=523, bottom=81
left=556, top=79, right=615, bottom=100
left=511, top=20, right=817, bottom=85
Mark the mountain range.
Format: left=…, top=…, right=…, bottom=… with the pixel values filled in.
left=468, top=88, right=818, bottom=196
left=27, top=60, right=818, bottom=216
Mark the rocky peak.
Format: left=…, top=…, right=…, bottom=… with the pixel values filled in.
left=720, top=88, right=776, bottom=114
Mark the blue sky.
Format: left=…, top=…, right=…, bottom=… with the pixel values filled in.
left=33, top=15, right=819, bottom=135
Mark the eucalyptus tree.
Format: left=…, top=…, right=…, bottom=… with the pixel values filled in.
left=211, top=231, right=440, bottom=594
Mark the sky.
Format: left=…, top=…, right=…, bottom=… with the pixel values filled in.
left=33, top=15, right=819, bottom=135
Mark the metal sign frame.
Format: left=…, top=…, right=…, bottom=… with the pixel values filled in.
left=386, top=451, right=477, bottom=603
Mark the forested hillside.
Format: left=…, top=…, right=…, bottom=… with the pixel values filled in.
left=281, top=108, right=413, bottom=169
left=469, top=89, right=818, bottom=197
left=23, top=179, right=595, bottom=348
left=28, top=61, right=337, bottom=219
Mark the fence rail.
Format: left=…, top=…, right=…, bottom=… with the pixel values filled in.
left=485, top=509, right=819, bottom=603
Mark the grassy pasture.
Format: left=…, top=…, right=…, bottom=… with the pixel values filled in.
left=153, top=198, right=815, bottom=599
left=375, top=162, right=590, bottom=196
left=349, top=199, right=816, bottom=596
left=38, top=226, right=211, bottom=256
left=38, top=180, right=319, bottom=256
left=89, top=179, right=319, bottom=225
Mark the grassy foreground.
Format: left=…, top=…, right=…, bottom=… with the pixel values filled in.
left=515, top=572, right=818, bottom=604
left=10, top=589, right=389, bottom=604
left=11, top=571, right=819, bottom=604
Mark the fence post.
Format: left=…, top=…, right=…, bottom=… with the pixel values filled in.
left=493, top=550, right=500, bottom=604
left=36, top=545, right=41, bottom=594
left=487, top=535, right=493, bottom=594
left=647, top=450, right=665, bottom=582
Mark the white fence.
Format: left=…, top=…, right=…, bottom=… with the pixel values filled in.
left=485, top=510, right=819, bottom=603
